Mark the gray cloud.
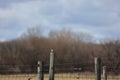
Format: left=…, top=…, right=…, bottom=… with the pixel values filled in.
left=0, top=0, right=120, bottom=41
left=0, top=0, right=36, bottom=8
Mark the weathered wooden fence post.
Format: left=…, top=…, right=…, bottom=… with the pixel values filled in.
left=95, top=57, right=102, bottom=80
left=38, top=61, right=44, bottom=80
left=103, top=66, right=107, bottom=80
left=49, top=49, right=55, bottom=80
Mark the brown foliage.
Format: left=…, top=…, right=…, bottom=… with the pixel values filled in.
left=0, top=28, right=120, bottom=73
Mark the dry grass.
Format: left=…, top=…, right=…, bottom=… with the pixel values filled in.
left=0, top=74, right=37, bottom=80
left=0, top=73, right=119, bottom=80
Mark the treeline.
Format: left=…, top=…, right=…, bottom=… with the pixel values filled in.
left=0, top=27, right=120, bottom=73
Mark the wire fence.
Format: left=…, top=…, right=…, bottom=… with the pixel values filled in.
left=0, top=65, right=37, bottom=80
left=0, top=53, right=120, bottom=80
left=0, top=63, right=120, bottom=80
left=43, top=63, right=120, bottom=80
left=105, top=67, right=120, bottom=80
left=51, top=63, right=95, bottom=80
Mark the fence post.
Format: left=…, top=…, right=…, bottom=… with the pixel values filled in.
left=49, top=49, right=55, bottom=80
left=103, top=66, right=107, bottom=80
left=38, top=61, right=44, bottom=80
left=95, top=57, right=102, bottom=80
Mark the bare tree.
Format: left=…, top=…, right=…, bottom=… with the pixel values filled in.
left=21, top=26, right=43, bottom=39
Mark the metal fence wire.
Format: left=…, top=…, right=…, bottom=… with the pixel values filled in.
left=46, top=63, right=96, bottom=80
left=0, top=65, right=37, bottom=80
left=43, top=63, right=120, bottom=80
left=105, top=67, right=120, bottom=80
left=0, top=63, right=119, bottom=80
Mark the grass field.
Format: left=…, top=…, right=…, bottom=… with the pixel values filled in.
left=0, top=73, right=120, bottom=80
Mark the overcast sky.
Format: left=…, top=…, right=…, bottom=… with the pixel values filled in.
left=0, top=0, right=120, bottom=41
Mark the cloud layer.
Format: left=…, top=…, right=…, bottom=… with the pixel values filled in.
left=0, top=0, right=120, bottom=41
